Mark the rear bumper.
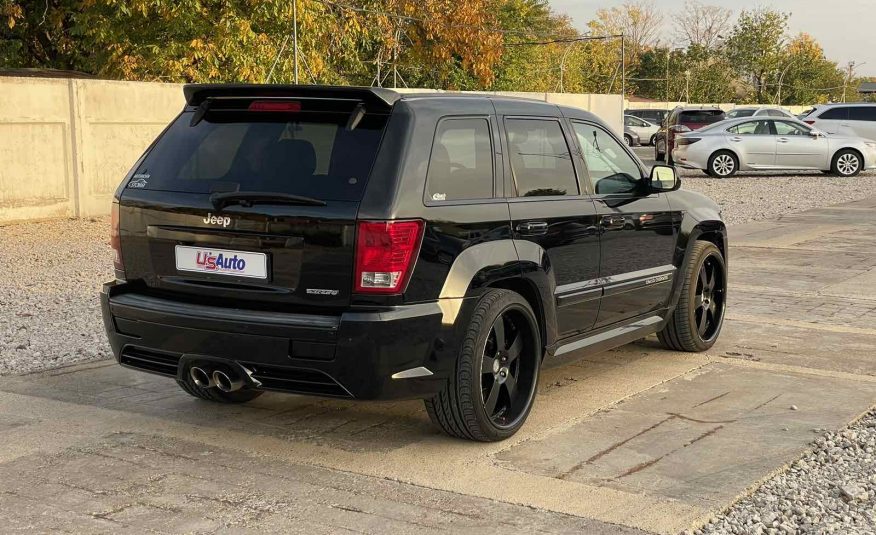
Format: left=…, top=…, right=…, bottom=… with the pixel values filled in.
left=101, top=281, right=463, bottom=400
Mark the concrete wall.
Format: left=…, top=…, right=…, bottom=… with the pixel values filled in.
left=0, top=77, right=622, bottom=224
left=0, top=77, right=183, bottom=224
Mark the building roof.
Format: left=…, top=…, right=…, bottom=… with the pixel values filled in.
left=859, top=82, right=876, bottom=94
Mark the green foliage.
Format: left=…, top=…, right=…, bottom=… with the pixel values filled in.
left=724, top=8, right=789, bottom=103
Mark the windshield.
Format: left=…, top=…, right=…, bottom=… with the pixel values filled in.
left=132, top=110, right=388, bottom=201
left=726, top=109, right=755, bottom=119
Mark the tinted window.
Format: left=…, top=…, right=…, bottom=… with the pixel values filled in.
left=848, top=106, right=876, bottom=121
left=819, top=107, right=849, bottom=120
left=679, top=110, right=726, bottom=125
left=726, top=109, right=755, bottom=119
left=766, top=109, right=788, bottom=117
left=134, top=111, right=387, bottom=200
left=506, top=119, right=578, bottom=197
left=425, top=118, right=494, bottom=202
left=774, top=121, right=809, bottom=136
left=728, top=120, right=772, bottom=135
left=573, top=122, right=642, bottom=195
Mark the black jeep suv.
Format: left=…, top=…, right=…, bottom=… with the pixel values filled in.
left=101, top=85, right=727, bottom=441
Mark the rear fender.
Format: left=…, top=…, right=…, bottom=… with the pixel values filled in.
left=437, top=240, right=557, bottom=352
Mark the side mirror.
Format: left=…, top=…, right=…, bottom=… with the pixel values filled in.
left=649, top=165, right=680, bottom=192
left=809, top=129, right=824, bottom=138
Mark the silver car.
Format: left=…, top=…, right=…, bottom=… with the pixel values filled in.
left=672, top=117, right=876, bottom=178
left=725, top=107, right=796, bottom=120
left=624, top=114, right=660, bottom=146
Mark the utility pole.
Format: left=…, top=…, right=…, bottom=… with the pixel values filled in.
left=684, top=70, right=691, bottom=103
left=621, top=33, right=626, bottom=116
left=292, top=0, right=299, bottom=84
left=665, top=48, right=671, bottom=110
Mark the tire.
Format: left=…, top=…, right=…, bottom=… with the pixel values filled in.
left=831, top=149, right=863, bottom=177
left=707, top=150, right=738, bottom=178
left=176, top=376, right=264, bottom=403
left=658, top=241, right=727, bottom=352
left=655, top=140, right=665, bottom=162
left=425, top=289, right=541, bottom=442
left=649, top=134, right=657, bottom=146
left=624, top=134, right=633, bottom=147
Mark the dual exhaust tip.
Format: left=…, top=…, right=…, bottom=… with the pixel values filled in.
left=190, top=366, right=244, bottom=392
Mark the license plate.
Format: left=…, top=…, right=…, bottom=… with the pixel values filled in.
left=175, top=245, right=267, bottom=279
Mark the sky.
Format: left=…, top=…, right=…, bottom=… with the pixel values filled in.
left=549, top=0, right=876, bottom=77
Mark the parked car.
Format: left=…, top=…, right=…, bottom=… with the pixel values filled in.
left=725, top=107, right=796, bottom=120
left=626, top=108, right=669, bottom=126
left=625, top=114, right=660, bottom=146
left=623, top=125, right=641, bottom=146
left=101, top=84, right=727, bottom=441
left=672, top=117, right=876, bottom=178
left=655, top=107, right=726, bottom=164
left=803, top=103, right=876, bottom=141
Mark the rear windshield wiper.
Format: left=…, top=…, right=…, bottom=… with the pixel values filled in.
left=210, top=191, right=327, bottom=209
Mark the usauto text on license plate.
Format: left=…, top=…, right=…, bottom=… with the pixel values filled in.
left=175, top=245, right=267, bottom=279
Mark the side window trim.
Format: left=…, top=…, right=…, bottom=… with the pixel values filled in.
left=501, top=115, right=584, bottom=201
left=423, top=115, right=497, bottom=206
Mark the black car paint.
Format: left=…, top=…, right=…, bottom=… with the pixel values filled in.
left=102, top=85, right=726, bottom=401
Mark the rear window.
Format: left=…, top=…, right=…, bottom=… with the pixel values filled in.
left=849, top=106, right=876, bottom=122
left=679, top=110, right=725, bottom=124
left=132, top=110, right=388, bottom=201
left=726, top=109, right=755, bottom=119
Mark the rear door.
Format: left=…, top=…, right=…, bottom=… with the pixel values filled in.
left=118, top=92, right=391, bottom=310
left=502, top=116, right=601, bottom=339
left=726, top=120, right=776, bottom=167
left=812, top=106, right=849, bottom=136
left=847, top=106, right=876, bottom=141
left=571, top=121, right=677, bottom=328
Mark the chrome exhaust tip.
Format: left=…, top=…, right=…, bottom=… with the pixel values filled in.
left=213, top=370, right=244, bottom=393
left=190, top=366, right=215, bottom=388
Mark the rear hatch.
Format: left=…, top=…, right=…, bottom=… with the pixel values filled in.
left=679, top=109, right=726, bottom=130
left=117, top=85, right=396, bottom=310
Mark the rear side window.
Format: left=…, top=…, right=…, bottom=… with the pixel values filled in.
left=819, top=107, right=849, bottom=120
left=426, top=118, right=494, bottom=202
left=132, top=110, right=388, bottom=201
left=728, top=120, right=771, bottom=135
left=849, top=107, right=876, bottom=121
left=505, top=118, right=578, bottom=197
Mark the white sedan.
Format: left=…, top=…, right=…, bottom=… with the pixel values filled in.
left=624, top=115, right=660, bottom=146
left=671, top=117, right=876, bottom=178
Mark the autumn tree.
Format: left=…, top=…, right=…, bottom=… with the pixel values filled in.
left=776, top=33, right=846, bottom=105
left=724, top=7, right=789, bottom=103
left=674, top=0, right=732, bottom=50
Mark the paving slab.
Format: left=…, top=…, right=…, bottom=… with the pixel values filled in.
left=2, top=196, right=876, bottom=534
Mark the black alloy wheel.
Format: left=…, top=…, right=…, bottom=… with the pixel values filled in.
left=658, top=241, right=726, bottom=352
left=425, top=289, right=541, bottom=441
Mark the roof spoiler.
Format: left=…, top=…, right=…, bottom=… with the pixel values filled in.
left=182, top=84, right=401, bottom=112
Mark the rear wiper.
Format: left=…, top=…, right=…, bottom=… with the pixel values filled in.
left=210, top=191, right=327, bottom=209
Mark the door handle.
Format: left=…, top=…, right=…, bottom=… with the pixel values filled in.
left=516, top=221, right=548, bottom=235
left=730, top=136, right=742, bottom=142
left=601, top=215, right=626, bottom=230
left=777, top=137, right=789, bottom=143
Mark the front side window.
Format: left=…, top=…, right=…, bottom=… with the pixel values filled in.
left=774, top=121, right=809, bottom=136
left=573, top=122, right=643, bottom=195
left=426, top=118, right=494, bottom=202
left=505, top=119, right=578, bottom=197
left=727, top=120, right=772, bottom=135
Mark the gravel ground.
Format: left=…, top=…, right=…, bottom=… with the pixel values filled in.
left=679, top=172, right=876, bottom=226
left=696, top=410, right=876, bottom=535
left=0, top=217, right=113, bottom=376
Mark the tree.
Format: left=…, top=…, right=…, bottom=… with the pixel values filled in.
left=724, top=8, right=789, bottom=103
left=589, top=0, right=663, bottom=54
left=774, top=33, right=845, bottom=105
left=674, top=0, right=732, bottom=50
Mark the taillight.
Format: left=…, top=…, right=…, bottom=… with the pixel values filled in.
left=110, top=202, right=124, bottom=276
left=676, top=137, right=701, bottom=146
left=354, top=220, right=424, bottom=294
left=248, top=100, right=301, bottom=112
left=804, top=120, right=815, bottom=125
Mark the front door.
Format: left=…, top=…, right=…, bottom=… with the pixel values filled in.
left=571, top=121, right=677, bottom=329
left=502, top=116, right=602, bottom=339
left=774, top=120, right=829, bottom=169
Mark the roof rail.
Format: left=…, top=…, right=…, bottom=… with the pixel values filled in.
left=182, top=84, right=401, bottom=111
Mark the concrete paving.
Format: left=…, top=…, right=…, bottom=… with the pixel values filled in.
left=1, top=196, right=876, bottom=534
